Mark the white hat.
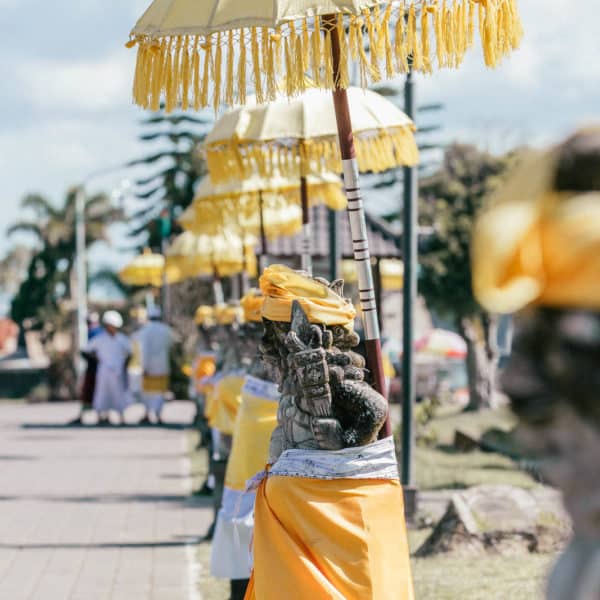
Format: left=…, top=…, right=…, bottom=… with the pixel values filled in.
left=148, top=306, right=162, bottom=320
left=102, top=310, right=123, bottom=329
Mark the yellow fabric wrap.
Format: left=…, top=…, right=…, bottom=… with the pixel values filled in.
left=194, top=356, right=216, bottom=392
left=240, top=289, right=264, bottom=323
left=215, top=304, right=244, bottom=325
left=260, top=264, right=356, bottom=326
left=203, top=385, right=217, bottom=419
left=208, top=374, right=245, bottom=434
left=142, top=375, right=170, bottom=394
left=246, top=476, right=414, bottom=600
left=224, top=391, right=278, bottom=492
left=473, top=149, right=600, bottom=313
left=195, top=305, right=215, bottom=326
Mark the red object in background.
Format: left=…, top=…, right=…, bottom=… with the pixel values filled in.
left=0, top=319, right=19, bottom=354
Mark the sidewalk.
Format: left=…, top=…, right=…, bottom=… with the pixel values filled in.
left=0, top=401, right=211, bottom=600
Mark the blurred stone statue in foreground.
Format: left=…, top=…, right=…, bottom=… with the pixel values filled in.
left=473, top=128, right=600, bottom=600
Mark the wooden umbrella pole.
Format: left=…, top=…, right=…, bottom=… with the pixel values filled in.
left=300, top=175, right=313, bottom=274
left=327, top=15, right=391, bottom=437
left=258, top=189, right=268, bottom=272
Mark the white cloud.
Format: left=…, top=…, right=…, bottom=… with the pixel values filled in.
left=15, top=51, right=135, bottom=113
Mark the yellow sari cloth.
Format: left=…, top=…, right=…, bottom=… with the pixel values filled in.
left=208, top=372, right=245, bottom=435
left=245, top=439, right=414, bottom=600
left=225, top=376, right=279, bottom=491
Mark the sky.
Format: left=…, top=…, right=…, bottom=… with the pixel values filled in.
left=1, top=0, right=599, bottom=295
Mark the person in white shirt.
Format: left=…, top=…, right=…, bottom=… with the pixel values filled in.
left=84, top=311, right=132, bottom=425
left=135, top=306, right=174, bottom=424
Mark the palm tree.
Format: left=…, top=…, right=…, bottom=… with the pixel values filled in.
left=9, top=188, right=122, bottom=326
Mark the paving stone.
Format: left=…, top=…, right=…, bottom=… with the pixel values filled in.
left=0, top=401, right=210, bottom=599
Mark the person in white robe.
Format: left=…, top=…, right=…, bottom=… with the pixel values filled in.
left=84, top=311, right=132, bottom=425
left=135, top=306, right=174, bottom=424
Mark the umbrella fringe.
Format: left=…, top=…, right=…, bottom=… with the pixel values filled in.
left=130, top=0, right=522, bottom=113
left=205, top=125, right=419, bottom=183
left=184, top=182, right=347, bottom=236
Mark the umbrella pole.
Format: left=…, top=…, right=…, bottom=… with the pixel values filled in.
left=258, top=190, right=268, bottom=272
left=327, top=16, right=390, bottom=437
left=300, top=175, right=312, bottom=274
left=212, top=264, right=224, bottom=305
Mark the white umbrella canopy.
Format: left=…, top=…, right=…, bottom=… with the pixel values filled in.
left=128, top=0, right=523, bottom=113
left=205, top=87, right=418, bottom=182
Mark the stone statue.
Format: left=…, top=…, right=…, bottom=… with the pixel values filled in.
left=260, top=280, right=387, bottom=464
left=496, top=130, right=600, bottom=600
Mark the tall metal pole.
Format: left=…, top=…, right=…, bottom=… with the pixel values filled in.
left=328, top=208, right=341, bottom=282
left=327, top=14, right=391, bottom=438
left=75, top=186, right=88, bottom=375
left=402, top=68, right=418, bottom=516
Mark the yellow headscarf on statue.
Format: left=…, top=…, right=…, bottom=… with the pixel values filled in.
left=473, top=140, right=600, bottom=314
left=195, top=305, right=215, bottom=326
left=216, top=303, right=244, bottom=326
left=240, top=289, right=264, bottom=323
left=260, top=264, right=356, bottom=327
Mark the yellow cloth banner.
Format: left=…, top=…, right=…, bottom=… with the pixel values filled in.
left=246, top=476, right=414, bottom=600
left=142, top=374, right=169, bottom=394
left=225, top=392, right=278, bottom=492
left=207, top=374, right=245, bottom=435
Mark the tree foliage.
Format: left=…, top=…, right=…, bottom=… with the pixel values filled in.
left=418, top=143, right=516, bottom=409
left=126, top=110, right=211, bottom=249
left=9, top=188, right=122, bottom=326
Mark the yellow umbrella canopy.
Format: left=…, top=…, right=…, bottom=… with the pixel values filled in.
left=128, top=0, right=522, bottom=113
left=205, top=87, right=418, bottom=182
left=183, top=171, right=346, bottom=239
left=166, top=230, right=258, bottom=281
left=119, top=248, right=178, bottom=287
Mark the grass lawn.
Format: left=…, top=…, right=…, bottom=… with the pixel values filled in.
left=190, top=406, right=558, bottom=599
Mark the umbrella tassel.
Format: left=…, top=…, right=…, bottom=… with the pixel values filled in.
left=421, top=7, right=432, bottom=74
left=336, top=14, right=349, bottom=88
left=251, top=27, right=263, bottom=104
left=266, top=34, right=277, bottom=100
left=199, top=36, right=211, bottom=108
left=173, top=36, right=184, bottom=108
left=238, top=30, right=246, bottom=105
left=288, top=21, right=298, bottom=93
left=323, top=30, right=334, bottom=90
left=295, top=37, right=305, bottom=93
left=226, top=31, right=235, bottom=106
left=284, top=37, right=294, bottom=98
left=382, top=5, right=394, bottom=79
left=483, top=1, right=498, bottom=66
left=302, top=18, right=310, bottom=70
left=213, top=32, right=222, bottom=113
left=181, top=36, right=191, bottom=110
left=311, top=15, right=322, bottom=87
left=192, top=38, right=201, bottom=111
left=395, top=6, right=409, bottom=72
left=365, top=8, right=381, bottom=81
left=348, top=16, right=359, bottom=61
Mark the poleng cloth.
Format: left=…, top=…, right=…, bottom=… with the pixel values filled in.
left=245, top=437, right=415, bottom=600
left=225, top=376, right=279, bottom=491
left=209, top=371, right=246, bottom=435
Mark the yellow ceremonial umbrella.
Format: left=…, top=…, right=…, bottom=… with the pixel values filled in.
left=127, top=0, right=523, bottom=429
left=204, top=87, right=416, bottom=271
left=119, top=248, right=177, bottom=287
left=185, top=171, right=345, bottom=265
left=343, top=258, right=403, bottom=290
left=166, top=230, right=258, bottom=282
left=205, top=87, right=418, bottom=183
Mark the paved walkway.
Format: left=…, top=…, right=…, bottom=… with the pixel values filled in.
left=0, top=401, right=211, bottom=600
